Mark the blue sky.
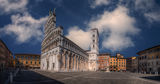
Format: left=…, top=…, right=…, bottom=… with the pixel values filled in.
left=0, top=0, right=160, bottom=57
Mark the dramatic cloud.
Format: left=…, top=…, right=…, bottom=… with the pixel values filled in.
left=135, top=0, right=160, bottom=22
left=66, top=26, right=92, bottom=50
left=135, top=0, right=154, bottom=12
left=0, top=13, right=47, bottom=43
left=90, top=0, right=110, bottom=8
left=144, top=12, right=160, bottom=22
left=0, top=0, right=48, bottom=44
left=67, top=5, right=140, bottom=51
left=88, top=6, right=140, bottom=51
left=0, top=0, right=28, bottom=14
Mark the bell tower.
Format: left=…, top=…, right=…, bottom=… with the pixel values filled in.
left=88, top=28, right=99, bottom=71
left=44, top=8, right=56, bottom=36
left=90, top=28, right=99, bottom=54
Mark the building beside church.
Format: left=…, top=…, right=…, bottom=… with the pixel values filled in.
left=137, top=45, right=160, bottom=74
left=41, top=9, right=96, bottom=72
left=126, top=56, right=138, bottom=72
left=98, top=53, right=110, bottom=72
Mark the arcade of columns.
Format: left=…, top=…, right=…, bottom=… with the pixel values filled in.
left=59, top=49, right=88, bottom=71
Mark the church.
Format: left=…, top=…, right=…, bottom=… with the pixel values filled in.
left=41, top=9, right=99, bottom=72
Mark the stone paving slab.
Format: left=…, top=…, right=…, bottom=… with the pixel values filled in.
left=13, top=70, right=160, bottom=84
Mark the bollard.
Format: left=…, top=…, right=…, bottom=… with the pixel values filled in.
left=9, top=72, right=13, bottom=84
left=14, top=69, right=18, bottom=77
left=155, top=72, right=158, bottom=75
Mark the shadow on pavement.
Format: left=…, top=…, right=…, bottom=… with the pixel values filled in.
left=141, top=76, right=160, bottom=82
left=0, top=71, right=11, bottom=84
left=13, top=70, right=64, bottom=84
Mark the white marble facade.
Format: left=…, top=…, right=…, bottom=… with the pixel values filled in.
left=41, top=10, right=89, bottom=72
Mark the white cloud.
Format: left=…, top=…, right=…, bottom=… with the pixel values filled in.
left=0, top=0, right=49, bottom=44
left=68, top=6, right=140, bottom=51
left=135, top=0, right=160, bottom=22
left=102, top=33, right=134, bottom=51
left=0, top=13, right=47, bottom=43
left=0, top=0, right=28, bottom=14
left=90, top=0, right=110, bottom=8
left=88, top=6, right=140, bottom=51
left=144, top=12, right=160, bottom=22
left=66, top=26, right=92, bottom=50
left=135, top=0, right=154, bottom=12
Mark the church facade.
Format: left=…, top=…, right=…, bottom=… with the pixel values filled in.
left=41, top=10, right=99, bottom=72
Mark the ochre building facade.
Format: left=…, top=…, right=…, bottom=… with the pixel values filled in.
left=109, top=53, right=126, bottom=72
left=14, top=54, right=40, bottom=69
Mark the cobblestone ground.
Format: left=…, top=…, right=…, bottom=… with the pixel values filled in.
left=13, top=70, right=160, bottom=84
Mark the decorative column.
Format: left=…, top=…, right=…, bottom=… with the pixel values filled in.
left=78, top=56, right=80, bottom=71
left=86, top=58, right=88, bottom=71
left=69, top=53, right=72, bottom=71
left=62, top=52, right=65, bottom=71
left=84, top=59, right=85, bottom=71
left=86, top=59, right=88, bottom=71
left=82, top=58, right=84, bottom=71
left=78, top=57, right=81, bottom=71
left=83, top=59, right=85, bottom=71
left=81, top=57, right=83, bottom=71
left=67, top=53, right=70, bottom=72
left=71, top=54, right=74, bottom=71
left=65, top=53, right=67, bottom=71
left=85, top=60, right=87, bottom=71
left=74, top=55, right=76, bottom=71
left=57, top=54, right=62, bottom=71
left=72, top=55, right=74, bottom=71
left=76, top=56, right=79, bottom=71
